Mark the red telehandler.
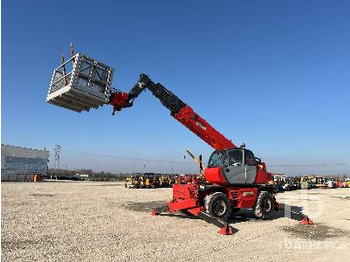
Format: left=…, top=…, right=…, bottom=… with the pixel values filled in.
left=47, top=51, right=312, bottom=234
left=109, top=74, right=279, bottom=234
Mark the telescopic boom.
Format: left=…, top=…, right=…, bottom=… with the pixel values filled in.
left=109, top=74, right=236, bottom=150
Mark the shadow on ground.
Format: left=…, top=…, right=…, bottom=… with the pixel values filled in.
left=121, top=201, right=169, bottom=213
left=121, top=202, right=309, bottom=223
left=281, top=223, right=350, bottom=240
left=121, top=201, right=350, bottom=238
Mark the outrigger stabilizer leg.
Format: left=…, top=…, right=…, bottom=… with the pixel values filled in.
left=278, top=204, right=314, bottom=225
left=151, top=208, right=235, bottom=235
left=300, top=215, right=313, bottom=225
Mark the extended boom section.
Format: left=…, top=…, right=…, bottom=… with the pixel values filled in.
left=109, top=74, right=236, bottom=150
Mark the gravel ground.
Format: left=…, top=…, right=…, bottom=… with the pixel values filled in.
left=2, top=181, right=350, bottom=261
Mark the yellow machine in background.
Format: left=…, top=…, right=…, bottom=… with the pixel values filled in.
left=159, top=175, right=171, bottom=187
left=125, top=173, right=174, bottom=188
left=315, top=176, right=326, bottom=189
left=125, top=176, right=133, bottom=188
left=142, top=173, right=157, bottom=188
left=131, top=174, right=143, bottom=188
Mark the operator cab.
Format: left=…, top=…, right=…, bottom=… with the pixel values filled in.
left=206, top=146, right=262, bottom=185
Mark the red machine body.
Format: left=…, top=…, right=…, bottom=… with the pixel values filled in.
left=169, top=183, right=262, bottom=214
left=204, top=168, right=226, bottom=185
left=169, top=183, right=203, bottom=216
left=204, top=166, right=272, bottom=186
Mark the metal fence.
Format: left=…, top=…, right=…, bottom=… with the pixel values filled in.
left=1, top=172, right=36, bottom=182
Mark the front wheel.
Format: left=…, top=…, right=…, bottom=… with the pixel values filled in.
left=204, top=192, right=232, bottom=221
left=253, top=191, right=275, bottom=219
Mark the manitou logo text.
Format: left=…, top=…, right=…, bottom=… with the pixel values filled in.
left=242, top=191, right=254, bottom=197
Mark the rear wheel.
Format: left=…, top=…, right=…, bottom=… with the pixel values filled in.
left=204, top=192, right=232, bottom=221
left=253, top=191, right=274, bottom=219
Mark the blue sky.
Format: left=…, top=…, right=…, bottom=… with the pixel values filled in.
left=2, top=0, right=350, bottom=175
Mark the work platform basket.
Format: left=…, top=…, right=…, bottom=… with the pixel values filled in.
left=46, top=53, right=114, bottom=112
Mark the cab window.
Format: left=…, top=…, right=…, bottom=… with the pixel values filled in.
left=229, top=149, right=243, bottom=166
left=208, top=150, right=224, bottom=167
left=245, top=150, right=256, bottom=166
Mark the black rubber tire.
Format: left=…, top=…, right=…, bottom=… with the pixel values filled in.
left=204, top=192, right=232, bottom=221
left=253, top=191, right=274, bottom=219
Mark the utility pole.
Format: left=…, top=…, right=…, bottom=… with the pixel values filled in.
left=53, top=145, right=62, bottom=179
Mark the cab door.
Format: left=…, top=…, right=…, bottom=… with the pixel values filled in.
left=244, top=150, right=258, bottom=184
left=223, top=149, right=257, bottom=184
left=223, top=149, right=246, bottom=184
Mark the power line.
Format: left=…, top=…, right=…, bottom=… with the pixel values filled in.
left=64, top=149, right=348, bottom=168
left=269, top=163, right=347, bottom=167
left=65, top=149, right=195, bottom=165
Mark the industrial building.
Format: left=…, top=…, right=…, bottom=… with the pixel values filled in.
left=1, top=144, right=49, bottom=181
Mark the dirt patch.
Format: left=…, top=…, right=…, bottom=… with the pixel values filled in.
left=282, top=224, right=350, bottom=240
left=121, top=201, right=168, bottom=212
left=89, top=184, right=123, bottom=187
left=305, top=192, right=324, bottom=195
left=2, top=239, right=38, bottom=250
left=2, top=237, right=54, bottom=251
left=331, top=196, right=350, bottom=200
left=30, top=193, right=55, bottom=197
